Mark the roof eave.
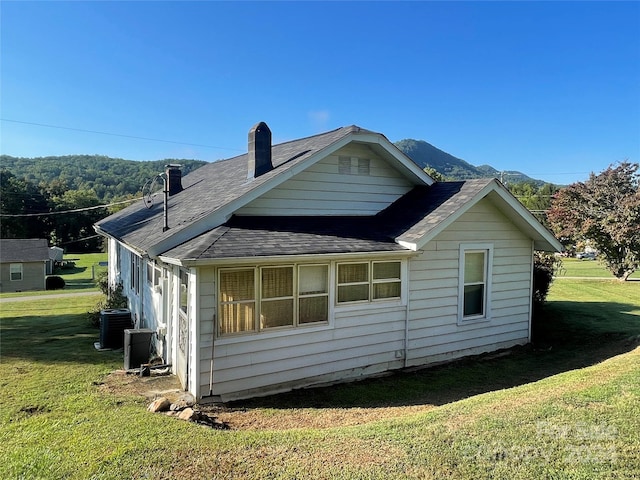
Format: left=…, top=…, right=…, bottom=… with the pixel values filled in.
left=159, top=248, right=418, bottom=268
left=399, top=179, right=563, bottom=253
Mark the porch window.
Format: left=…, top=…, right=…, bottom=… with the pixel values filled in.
left=130, top=252, right=140, bottom=294
left=219, top=269, right=256, bottom=334
left=298, top=265, right=329, bottom=324
left=337, top=261, right=402, bottom=304
left=146, top=261, right=154, bottom=286
left=10, top=263, right=23, bottom=281
left=218, top=264, right=329, bottom=336
left=459, top=244, right=493, bottom=321
left=372, top=261, right=401, bottom=300
left=147, top=260, right=162, bottom=288
left=261, top=267, right=294, bottom=329
left=179, top=269, right=189, bottom=314
left=337, top=262, right=369, bottom=302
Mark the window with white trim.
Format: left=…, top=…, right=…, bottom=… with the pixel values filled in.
left=130, top=252, right=140, bottom=294
left=298, top=265, right=329, bottom=324
left=10, top=263, right=23, bottom=281
left=336, top=261, right=402, bottom=304
left=459, top=245, right=492, bottom=321
left=146, top=260, right=162, bottom=287
left=218, top=264, right=329, bottom=336
left=179, top=268, right=189, bottom=315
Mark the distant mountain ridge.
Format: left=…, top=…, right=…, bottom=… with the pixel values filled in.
left=395, top=139, right=542, bottom=184
left=1, top=154, right=207, bottom=201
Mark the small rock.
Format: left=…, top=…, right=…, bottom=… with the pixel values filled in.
left=170, top=400, right=188, bottom=411
left=178, top=407, right=196, bottom=421
left=147, top=397, right=170, bottom=413
left=176, top=392, right=196, bottom=407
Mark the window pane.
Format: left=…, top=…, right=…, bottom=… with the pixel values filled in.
left=299, top=296, right=328, bottom=324
left=299, top=265, right=328, bottom=294
left=464, top=252, right=485, bottom=283
left=338, top=284, right=369, bottom=303
left=373, top=281, right=401, bottom=299
left=338, top=263, right=368, bottom=284
left=220, top=270, right=255, bottom=301
left=262, top=267, right=293, bottom=298
left=464, top=284, right=484, bottom=316
left=220, top=302, right=256, bottom=334
left=261, top=299, right=293, bottom=328
left=146, top=262, right=153, bottom=285
left=10, top=264, right=22, bottom=281
left=373, top=262, right=400, bottom=280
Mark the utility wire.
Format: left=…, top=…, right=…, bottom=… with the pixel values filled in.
left=1, top=118, right=243, bottom=152
left=0, top=197, right=142, bottom=217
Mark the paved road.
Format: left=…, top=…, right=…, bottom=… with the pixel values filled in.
left=0, top=291, right=102, bottom=303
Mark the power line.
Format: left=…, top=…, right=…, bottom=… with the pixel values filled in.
left=1, top=118, right=243, bottom=152
left=0, top=197, right=141, bottom=217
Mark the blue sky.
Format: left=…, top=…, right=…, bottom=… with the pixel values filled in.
left=1, top=1, right=638, bottom=185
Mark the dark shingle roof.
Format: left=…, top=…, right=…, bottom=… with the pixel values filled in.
left=96, top=126, right=373, bottom=253
left=0, top=238, right=49, bottom=263
left=162, top=180, right=494, bottom=260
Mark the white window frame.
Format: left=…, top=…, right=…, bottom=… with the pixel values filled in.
left=336, top=260, right=403, bottom=305
left=217, top=263, right=330, bottom=337
left=146, top=260, right=162, bottom=288
left=458, top=243, right=493, bottom=324
left=130, top=252, right=140, bottom=295
left=10, top=263, right=23, bottom=281
left=297, top=264, right=330, bottom=325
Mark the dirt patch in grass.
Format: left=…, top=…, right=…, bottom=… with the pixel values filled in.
left=98, top=370, right=183, bottom=403
left=202, top=404, right=435, bottom=430
left=98, top=369, right=435, bottom=430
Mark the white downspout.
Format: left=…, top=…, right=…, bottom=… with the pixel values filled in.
left=404, top=258, right=411, bottom=368
left=528, top=240, right=535, bottom=343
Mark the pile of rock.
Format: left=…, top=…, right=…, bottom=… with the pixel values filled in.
left=147, top=394, right=228, bottom=429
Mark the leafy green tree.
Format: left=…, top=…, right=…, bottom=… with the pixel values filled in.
left=508, top=182, right=559, bottom=226
left=0, top=169, right=51, bottom=238
left=50, top=189, right=106, bottom=252
left=423, top=166, right=447, bottom=181
left=547, top=162, right=640, bottom=280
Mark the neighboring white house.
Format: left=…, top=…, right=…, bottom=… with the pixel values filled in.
left=94, top=123, right=562, bottom=402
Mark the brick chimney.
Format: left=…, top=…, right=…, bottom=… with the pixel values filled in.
left=247, top=122, right=273, bottom=179
left=165, top=164, right=183, bottom=196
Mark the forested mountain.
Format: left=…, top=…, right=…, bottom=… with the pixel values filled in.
left=395, top=139, right=542, bottom=184
left=1, top=155, right=207, bottom=201
left=1, top=147, right=555, bottom=251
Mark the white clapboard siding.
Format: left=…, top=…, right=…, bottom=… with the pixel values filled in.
left=236, top=144, right=414, bottom=216
left=201, top=299, right=407, bottom=401
left=193, top=195, right=539, bottom=400
left=407, top=198, right=533, bottom=365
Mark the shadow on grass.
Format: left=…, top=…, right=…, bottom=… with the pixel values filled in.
left=2, top=299, right=638, bottom=409
left=0, top=313, right=121, bottom=366
left=63, top=279, right=99, bottom=291
left=231, top=300, right=640, bottom=410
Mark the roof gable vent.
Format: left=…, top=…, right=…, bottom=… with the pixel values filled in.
left=247, top=122, right=273, bottom=179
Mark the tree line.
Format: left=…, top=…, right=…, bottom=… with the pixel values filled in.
left=1, top=155, right=206, bottom=201
left=0, top=155, right=207, bottom=252
left=2, top=155, right=638, bottom=280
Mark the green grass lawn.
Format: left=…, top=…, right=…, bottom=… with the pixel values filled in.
left=0, top=252, right=107, bottom=298
left=1, top=280, right=638, bottom=479
left=54, top=252, right=108, bottom=290
left=557, top=257, right=640, bottom=279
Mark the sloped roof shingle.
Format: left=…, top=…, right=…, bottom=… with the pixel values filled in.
left=0, top=238, right=50, bottom=263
